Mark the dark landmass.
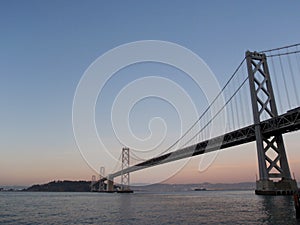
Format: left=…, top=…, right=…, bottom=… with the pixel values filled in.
left=19, top=180, right=256, bottom=192
left=23, top=180, right=91, bottom=192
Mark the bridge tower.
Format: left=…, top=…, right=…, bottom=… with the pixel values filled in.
left=98, top=166, right=106, bottom=192
left=90, top=175, right=97, bottom=192
left=246, top=51, right=298, bottom=195
left=120, top=147, right=132, bottom=192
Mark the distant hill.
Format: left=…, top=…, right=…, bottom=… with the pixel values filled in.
left=23, top=180, right=91, bottom=192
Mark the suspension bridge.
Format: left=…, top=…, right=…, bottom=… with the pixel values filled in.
left=91, top=43, right=300, bottom=195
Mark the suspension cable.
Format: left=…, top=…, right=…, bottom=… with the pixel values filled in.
left=180, top=77, right=249, bottom=148
left=159, top=57, right=246, bottom=154
left=260, top=43, right=300, bottom=53
left=266, top=50, right=300, bottom=58
left=111, top=152, right=122, bottom=173
left=130, top=150, right=146, bottom=162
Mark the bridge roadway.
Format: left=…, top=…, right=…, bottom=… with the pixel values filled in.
left=103, top=107, right=300, bottom=181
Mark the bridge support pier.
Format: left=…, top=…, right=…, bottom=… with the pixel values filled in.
left=106, top=176, right=114, bottom=192
left=256, top=179, right=298, bottom=195
left=246, top=51, right=298, bottom=195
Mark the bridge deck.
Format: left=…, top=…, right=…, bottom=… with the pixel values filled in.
left=104, top=107, right=300, bottom=180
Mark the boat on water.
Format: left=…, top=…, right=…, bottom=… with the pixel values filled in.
left=193, top=187, right=207, bottom=191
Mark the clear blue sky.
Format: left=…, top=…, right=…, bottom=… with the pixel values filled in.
left=1, top=0, right=300, bottom=185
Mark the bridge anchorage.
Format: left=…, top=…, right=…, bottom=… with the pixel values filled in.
left=246, top=51, right=297, bottom=195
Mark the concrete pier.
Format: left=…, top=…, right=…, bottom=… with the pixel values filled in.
left=106, top=178, right=114, bottom=192
left=255, top=179, right=298, bottom=195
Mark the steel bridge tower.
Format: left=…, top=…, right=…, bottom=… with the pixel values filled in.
left=246, top=51, right=298, bottom=195
left=120, top=147, right=131, bottom=191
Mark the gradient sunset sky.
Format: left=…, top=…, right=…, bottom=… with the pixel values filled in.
left=1, top=0, right=300, bottom=186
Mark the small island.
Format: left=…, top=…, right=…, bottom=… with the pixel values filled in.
left=23, top=180, right=91, bottom=192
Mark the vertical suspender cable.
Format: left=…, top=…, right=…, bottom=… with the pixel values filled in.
left=224, top=91, right=231, bottom=132
left=200, top=119, right=203, bottom=141
left=233, top=78, right=240, bottom=127
left=205, top=113, right=209, bottom=141
left=278, top=51, right=291, bottom=109
left=111, top=153, right=122, bottom=173
left=287, top=48, right=299, bottom=106
left=295, top=46, right=300, bottom=106
left=270, top=56, right=283, bottom=113
left=241, top=62, right=251, bottom=125
left=295, top=45, right=300, bottom=73
left=237, top=71, right=246, bottom=126
left=229, top=88, right=236, bottom=130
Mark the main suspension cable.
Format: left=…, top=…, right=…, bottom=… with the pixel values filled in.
left=159, top=57, right=246, bottom=154
left=180, top=77, right=249, bottom=149
left=260, top=43, right=300, bottom=53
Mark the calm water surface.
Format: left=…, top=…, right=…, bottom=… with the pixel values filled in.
left=0, top=190, right=299, bottom=224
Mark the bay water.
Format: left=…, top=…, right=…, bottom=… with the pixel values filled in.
left=0, top=190, right=299, bottom=224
